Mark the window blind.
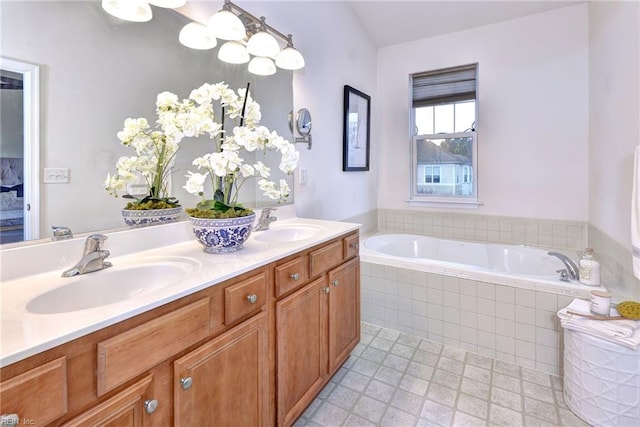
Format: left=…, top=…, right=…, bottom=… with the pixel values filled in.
left=412, top=64, right=477, bottom=108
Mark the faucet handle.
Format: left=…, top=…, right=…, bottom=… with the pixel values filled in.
left=86, top=234, right=108, bottom=251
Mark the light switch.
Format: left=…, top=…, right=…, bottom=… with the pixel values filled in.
left=44, top=168, right=70, bottom=183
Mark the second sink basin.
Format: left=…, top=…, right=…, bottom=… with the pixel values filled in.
left=253, top=223, right=324, bottom=243
left=26, top=256, right=201, bottom=315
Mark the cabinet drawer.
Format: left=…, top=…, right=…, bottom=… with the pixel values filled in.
left=275, top=256, right=309, bottom=298
left=309, top=240, right=343, bottom=277
left=97, top=298, right=211, bottom=396
left=225, top=272, right=268, bottom=325
left=343, top=233, right=360, bottom=259
left=0, top=356, right=68, bottom=425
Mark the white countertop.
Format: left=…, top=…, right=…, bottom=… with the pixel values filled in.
left=0, top=215, right=360, bottom=367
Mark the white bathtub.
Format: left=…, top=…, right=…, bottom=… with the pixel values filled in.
left=360, top=233, right=603, bottom=297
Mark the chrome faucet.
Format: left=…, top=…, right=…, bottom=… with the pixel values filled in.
left=51, top=225, right=73, bottom=241
left=548, top=251, right=579, bottom=281
left=61, top=234, right=112, bottom=277
left=253, top=207, right=277, bottom=231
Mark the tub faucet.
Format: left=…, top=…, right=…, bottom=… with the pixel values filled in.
left=253, top=207, right=277, bottom=231
left=61, top=234, right=112, bottom=277
left=548, top=251, right=579, bottom=281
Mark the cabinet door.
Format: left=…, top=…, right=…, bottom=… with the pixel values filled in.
left=174, top=312, right=269, bottom=427
left=62, top=375, right=154, bottom=427
left=276, top=277, right=328, bottom=427
left=328, top=257, right=360, bottom=374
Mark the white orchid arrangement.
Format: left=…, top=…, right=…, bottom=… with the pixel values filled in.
left=180, top=82, right=299, bottom=218
left=104, top=82, right=299, bottom=216
left=104, top=117, right=180, bottom=210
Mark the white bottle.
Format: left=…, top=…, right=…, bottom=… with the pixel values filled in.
left=578, top=248, right=601, bottom=286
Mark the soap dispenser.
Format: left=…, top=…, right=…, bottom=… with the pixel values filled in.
left=578, top=248, right=601, bottom=286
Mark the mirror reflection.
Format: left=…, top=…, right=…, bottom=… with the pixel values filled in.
left=0, top=1, right=293, bottom=245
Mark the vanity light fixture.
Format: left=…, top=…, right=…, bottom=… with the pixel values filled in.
left=179, top=22, right=217, bottom=50
left=202, top=0, right=305, bottom=74
left=208, top=5, right=247, bottom=41
left=246, top=18, right=280, bottom=58
left=218, top=41, right=250, bottom=64
left=101, top=0, right=152, bottom=22
left=248, top=56, right=276, bottom=76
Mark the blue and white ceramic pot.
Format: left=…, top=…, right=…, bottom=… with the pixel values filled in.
left=121, top=207, right=182, bottom=227
left=189, top=213, right=256, bottom=254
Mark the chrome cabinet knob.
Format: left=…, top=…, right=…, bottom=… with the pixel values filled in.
left=323, top=287, right=330, bottom=294
left=331, top=279, right=339, bottom=287
left=180, top=377, right=193, bottom=390
left=247, top=294, right=258, bottom=304
left=144, top=399, right=159, bottom=414
left=1, top=414, right=20, bottom=426
left=350, top=243, right=359, bottom=249
left=290, top=272, right=300, bottom=281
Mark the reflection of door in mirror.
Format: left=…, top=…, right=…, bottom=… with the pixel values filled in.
left=0, top=58, right=40, bottom=243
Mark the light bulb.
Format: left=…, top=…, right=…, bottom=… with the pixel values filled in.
left=275, top=47, right=305, bottom=70
left=208, top=9, right=246, bottom=41
left=248, top=57, right=276, bottom=76
left=179, top=22, right=217, bottom=50
left=247, top=31, right=280, bottom=58
left=218, top=41, right=250, bottom=64
left=102, top=0, right=152, bottom=22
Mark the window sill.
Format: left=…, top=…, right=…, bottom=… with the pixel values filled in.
left=406, top=198, right=483, bottom=209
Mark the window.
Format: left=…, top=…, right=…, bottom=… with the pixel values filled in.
left=410, top=64, right=479, bottom=206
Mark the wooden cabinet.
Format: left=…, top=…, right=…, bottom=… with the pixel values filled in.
left=0, top=230, right=360, bottom=427
left=276, top=232, right=360, bottom=427
left=62, top=375, right=154, bottom=427
left=174, top=312, right=269, bottom=427
left=276, top=277, right=327, bottom=427
left=328, top=257, right=360, bottom=374
left=0, top=356, right=68, bottom=425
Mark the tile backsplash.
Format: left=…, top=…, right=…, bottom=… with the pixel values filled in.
left=377, top=209, right=586, bottom=252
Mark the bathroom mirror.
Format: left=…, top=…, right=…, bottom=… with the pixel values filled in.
left=0, top=1, right=293, bottom=245
left=295, top=108, right=312, bottom=135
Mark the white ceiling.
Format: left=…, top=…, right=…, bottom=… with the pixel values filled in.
left=345, top=1, right=582, bottom=48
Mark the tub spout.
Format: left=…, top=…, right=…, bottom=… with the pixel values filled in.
left=548, top=252, right=578, bottom=281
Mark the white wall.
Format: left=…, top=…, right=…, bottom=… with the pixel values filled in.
left=377, top=4, right=589, bottom=221
left=249, top=1, right=379, bottom=221
left=588, top=1, right=640, bottom=248
left=588, top=1, right=640, bottom=296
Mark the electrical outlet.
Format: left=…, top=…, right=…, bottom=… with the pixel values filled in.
left=44, top=168, right=70, bottom=183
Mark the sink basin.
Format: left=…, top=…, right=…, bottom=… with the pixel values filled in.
left=26, top=256, right=200, bottom=314
left=253, top=224, right=324, bottom=243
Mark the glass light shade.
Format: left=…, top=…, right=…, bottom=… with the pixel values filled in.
left=218, top=41, right=250, bottom=64
left=275, top=47, right=305, bottom=70
left=248, top=57, right=276, bottom=76
left=148, top=0, right=186, bottom=7
left=179, top=22, right=217, bottom=50
left=102, top=0, right=152, bottom=22
left=247, top=31, right=280, bottom=58
left=208, top=10, right=246, bottom=41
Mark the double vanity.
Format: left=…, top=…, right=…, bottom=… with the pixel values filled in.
left=0, top=210, right=361, bottom=426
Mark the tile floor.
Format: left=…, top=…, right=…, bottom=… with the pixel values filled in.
left=295, top=322, right=590, bottom=427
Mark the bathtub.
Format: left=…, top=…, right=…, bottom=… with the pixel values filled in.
left=359, top=233, right=607, bottom=375
left=360, top=233, right=602, bottom=297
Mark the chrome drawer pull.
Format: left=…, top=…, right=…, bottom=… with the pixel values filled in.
left=332, top=279, right=339, bottom=287
left=290, top=273, right=300, bottom=281
left=350, top=243, right=359, bottom=249
left=247, top=294, right=258, bottom=304
left=323, top=287, right=330, bottom=294
left=144, top=399, right=159, bottom=414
